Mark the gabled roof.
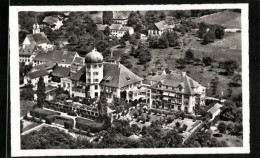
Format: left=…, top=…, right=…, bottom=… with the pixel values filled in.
left=52, top=66, right=70, bottom=78
left=43, top=16, right=60, bottom=26
left=110, top=24, right=122, bottom=30
left=70, top=65, right=86, bottom=81
left=208, top=103, right=223, bottom=114
left=119, top=26, right=133, bottom=32
left=149, top=73, right=204, bottom=95
left=70, top=62, right=143, bottom=88
left=96, top=24, right=108, bottom=31
left=100, top=63, right=143, bottom=88
left=27, top=70, right=49, bottom=79
left=33, top=50, right=77, bottom=65
left=154, top=20, right=170, bottom=31
left=25, top=32, right=51, bottom=45
left=72, top=57, right=85, bottom=66
left=113, top=12, right=128, bottom=20
left=19, top=44, right=37, bottom=56
left=31, top=62, right=56, bottom=72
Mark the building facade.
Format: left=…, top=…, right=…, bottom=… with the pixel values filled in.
left=147, top=72, right=206, bottom=114
left=147, top=20, right=175, bottom=36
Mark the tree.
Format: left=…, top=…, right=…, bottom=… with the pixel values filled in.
left=202, top=56, right=213, bottom=66
left=144, top=11, right=160, bottom=26
left=104, top=26, right=111, bottom=36
left=223, top=60, right=238, bottom=76
left=197, top=22, right=208, bottom=39
left=163, top=130, right=183, bottom=147
left=165, top=31, right=179, bottom=47
left=176, top=58, right=186, bottom=69
left=138, top=49, right=152, bottom=64
left=210, top=77, right=219, bottom=96
left=68, top=32, right=78, bottom=44
left=184, top=49, right=195, bottom=61
left=36, top=76, right=46, bottom=108
left=120, top=54, right=133, bottom=69
left=103, top=11, right=113, bottom=25
left=219, top=100, right=238, bottom=122
left=159, top=12, right=166, bottom=21
left=129, top=34, right=138, bottom=45
left=217, top=122, right=227, bottom=133
left=215, top=25, right=225, bottom=39
left=203, top=30, right=216, bottom=44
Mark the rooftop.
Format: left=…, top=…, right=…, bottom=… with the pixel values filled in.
left=24, top=32, right=51, bottom=45
left=52, top=66, right=70, bottom=78
left=27, top=70, right=49, bottom=79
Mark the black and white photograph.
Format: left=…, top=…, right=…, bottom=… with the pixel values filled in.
left=10, top=4, right=249, bottom=157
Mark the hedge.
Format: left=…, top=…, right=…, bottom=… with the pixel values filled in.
left=30, top=108, right=60, bottom=120
left=75, top=117, right=104, bottom=133
left=55, top=115, right=74, bottom=129
left=45, top=115, right=56, bottom=124
left=67, top=110, right=77, bottom=116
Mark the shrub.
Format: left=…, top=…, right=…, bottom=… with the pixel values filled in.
left=75, top=117, right=104, bottom=133
left=67, top=110, right=77, bottom=116
left=175, top=121, right=181, bottom=129
left=227, top=123, right=234, bottom=132
left=64, top=121, right=73, bottom=129
left=45, top=115, right=56, bottom=124
left=218, top=122, right=227, bottom=134
left=30, top=108, right=60, bottom=120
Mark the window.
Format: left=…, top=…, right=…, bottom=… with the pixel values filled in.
left=93, top=65, right=97, bottom=68
left=87, top=79, right=91, bottom=83
left=63, top=82, right=66, bottom=88
left=94, top=79, right=99, bottom=82
left=178, top=106, right=181, bottom=110
left=93, top=72, right=99, bottom=75
left=95, top=85, right=98, bottom=90
left=166, top=86, right=168, bottom=89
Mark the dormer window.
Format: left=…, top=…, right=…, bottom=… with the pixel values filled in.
left=62, top=59, right=65, bottom=62
left=126, top=75, right=130, bottom=81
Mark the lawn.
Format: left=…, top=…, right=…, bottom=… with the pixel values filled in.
left=22, top=119, right=41, bottom=132
left=20, top=100, right=36, bottom=117
left=192, top=10, right=241, bottom=29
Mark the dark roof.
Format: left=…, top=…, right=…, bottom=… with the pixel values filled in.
left=208, top=103, right=223, bottom=114
left=19, top=44, right=37, bottom=56
left=33, top=50, right=77, bottom=64
left=52, top=66, right=70, bottom=78
left=149, top=73, right=203, bottom=95
left=43, top=16, right=59, bottom=26
left=31, top=62, right=56, bottom=72
left=96, top=24, right=108, bottom=31
left=110, top=24, right=122, bottom=30
left=100, top=63, right=143, bottom=88
left=27, top=70, right=49, bottom=79
left=70, top=65, right=86, bottom=81
left=25, top=32, right=50, bottom=45
left=70, top=62, right=143, bottom=88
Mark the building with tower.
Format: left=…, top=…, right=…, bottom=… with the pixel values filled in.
left=61, top=48, right=144, bottom=103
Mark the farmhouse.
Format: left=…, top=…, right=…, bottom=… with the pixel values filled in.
left=24, top=70, right=49, bottom=86
left=33, top=50, right=79, bottom=67
left=19, top=44, right=45, bottom=64
left=147, top=20, right=175, bottom=36
left=42, top=15, right=63, bottom=30
left=110, top=24, right=134, bottom=38
left=148, top=72, right=206, bottom=114
left=61, top=48, right=143, bottom=102
left=112, top=11, right=128, bottom=25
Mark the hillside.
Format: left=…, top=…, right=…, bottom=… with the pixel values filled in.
left=192, top=10, right=241, bottom=29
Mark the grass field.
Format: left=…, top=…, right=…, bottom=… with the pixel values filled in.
left=127, top=32, right=241, bottom=98
left=20, top=100, right=36, bottom=117
left=22, top=120, right=41, bottom=132
left=192, top=10, right=241, bottom=28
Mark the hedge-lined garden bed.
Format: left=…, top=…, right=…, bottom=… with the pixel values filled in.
left=75, top=117, right=104, bottom=133
left=45, top=115, right=74, bottom=129
left=30, top=108, right=60, bottom=120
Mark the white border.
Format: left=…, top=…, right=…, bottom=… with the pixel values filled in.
left=10, top=4, right=249, bottom=157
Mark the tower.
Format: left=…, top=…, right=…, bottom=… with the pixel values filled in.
left=33, top=14, right=40, bottom=34
left=85, top=48, right=104, bottom=99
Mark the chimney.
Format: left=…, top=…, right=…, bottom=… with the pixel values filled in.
left=181, top=72, right=186, bottom=77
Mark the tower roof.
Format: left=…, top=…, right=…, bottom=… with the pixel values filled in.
left=85, top=48, right=103, bottom=63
